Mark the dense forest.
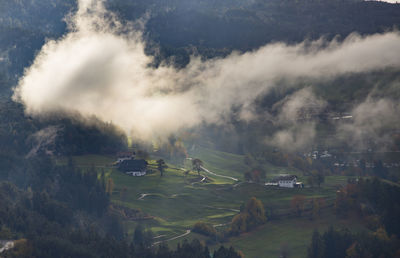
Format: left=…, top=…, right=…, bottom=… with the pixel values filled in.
left=0, top=99, right=243, bottom=257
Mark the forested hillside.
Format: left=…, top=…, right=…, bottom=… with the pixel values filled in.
left=2, top=0, right=400, bottom=85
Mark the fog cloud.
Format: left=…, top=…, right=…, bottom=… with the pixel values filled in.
left=265, top=88, right=327, bottom=151
left=26, top=126, right=61, bottom=158
left=338, top=98, right=400, bottom=150
left=13, top=0, right=400, bottom=143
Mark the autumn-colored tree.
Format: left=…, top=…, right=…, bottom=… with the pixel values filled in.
left=230, top=213, right=248, bottom=234
left=192, top=222, right=216, bottom=237
left=373, top=227, right=390, bottom=241
left=311, top=198, right=325, bottom=220
left=106, top=178, right=114, bottom=195
left=345, top=242, right=363, bottom=258
left=230, top=197, right=266, bottom=235
left=244, top=169, right=263, bottom=183
left=245, top=197, right=266, bottom=227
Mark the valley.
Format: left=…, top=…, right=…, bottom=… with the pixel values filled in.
left=57, top=145, right=367, bottom=257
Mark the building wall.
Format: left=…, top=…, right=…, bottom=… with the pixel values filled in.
left=278, top=180, right=295, bottom=188
left=126, top=171, right=146, bottom=176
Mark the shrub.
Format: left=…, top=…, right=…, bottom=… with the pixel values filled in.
left=192, top=222, right=216, bottom=237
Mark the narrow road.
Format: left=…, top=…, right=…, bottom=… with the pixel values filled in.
left=152, top=230, right=191, bottom=246
left=213, top=222, right=231, bottom=228
left=153, top=235, right=166, bottom=239
left=200, top=166, right=238, bottom=182
left=186, top=157, right=238, bottom=182
left=138, top=193, right=153, bottom=200
left=204, top=205, right=240, bottom=213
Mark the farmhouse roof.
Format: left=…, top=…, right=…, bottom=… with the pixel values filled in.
left=272, top=175, right=297, bottom=182
left=118, top=159, right=147, bottom=172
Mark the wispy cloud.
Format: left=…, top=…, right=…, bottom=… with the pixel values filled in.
left=13, top=0, right=400, bottom=145
left=338, top=98, right=400, bottom=150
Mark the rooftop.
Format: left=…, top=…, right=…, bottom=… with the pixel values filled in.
left=271, top=175, right=297, bottom=182
left=118, top=159, right=147, bottom=172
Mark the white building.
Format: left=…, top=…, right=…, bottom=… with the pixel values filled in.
left=126, top=171, right=146, bottom=177
left=278, top=175, right=297, bottom=188
left=271, top=175, right=303, bottom=188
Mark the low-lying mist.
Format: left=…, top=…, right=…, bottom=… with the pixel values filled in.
left=13, top=0, right=400, bottom=150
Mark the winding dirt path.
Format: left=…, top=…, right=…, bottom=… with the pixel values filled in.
left=152, top=230, right=191, bottom=246
left=185, top=157, right=238, bottom=182
left=200, top=166, right=238, bottom=182
left=138, top=193, right=155, bottom=200
left=213, top=222, right=231, bottom=228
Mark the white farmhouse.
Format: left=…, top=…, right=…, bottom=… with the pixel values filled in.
left=269, top=175, right=303, bottom=188
left=278, top=175, right=297, bottom=188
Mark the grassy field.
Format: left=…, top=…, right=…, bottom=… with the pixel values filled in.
left=57, top=149, right=362, bottom=258
left=215, top=212, right=366, bottom=258
left=186, top=145, right=299, bottom=182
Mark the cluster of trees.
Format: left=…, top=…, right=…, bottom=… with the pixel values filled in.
left=244, top=168, right=266, bottom=183
left=54, top=116, right=128, bottom=155
left=192, top=222, right=217, bottom=238
left=290, top=195, right=326, bottom=219
left=335, top=178, right=400, bottom=238
left=142, top=0, right=400, bottom=51
left=0, top=0, right=75, bottom=94
left=161, top=239, right=242, bottom=258
left=192, top=197, right=267, bottom=244
left=307, top=170, right=325, bottom=188
left=4, top=235, right=243, bottom=258
left=230, top=197, right=266, bottom=235
left=307, top=227, right=400, bottom=258
left=154, top=137, right=188, bottom=165
left=0, top=100, right=128, bottom=159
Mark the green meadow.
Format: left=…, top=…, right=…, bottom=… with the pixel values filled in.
left=59, top=148, right=365, bottom=258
